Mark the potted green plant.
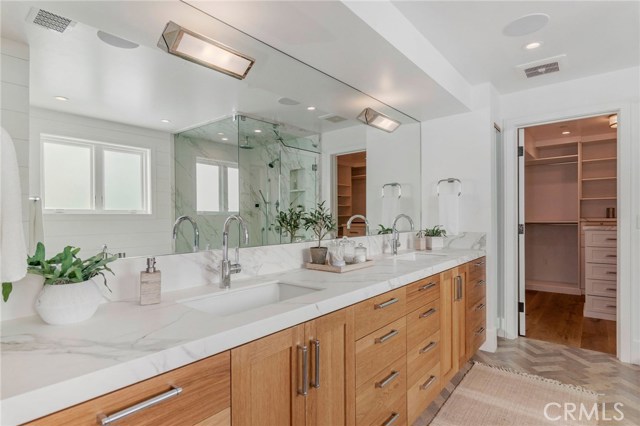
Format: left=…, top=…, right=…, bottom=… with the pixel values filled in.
left=274, top=205, right=305, bottom=243
left=302, top=201, right=337, bottom=264
left=376, top=224, right=393, bottom=235
left=2, top=243, right=118, bottom=325
left=423, top=225, right=447, bottom=250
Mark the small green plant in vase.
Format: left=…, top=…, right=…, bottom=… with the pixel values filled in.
left=422, top=225, right=447, bottom=250
left=302, top=201, right=337, bottom=264
left=275, top=204, right=305, bottom=243
left=377, top=224, right=393, bottom=235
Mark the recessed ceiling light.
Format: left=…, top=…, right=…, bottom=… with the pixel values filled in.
left=222, top=137, right=229, bottom=141
left=160, top=119, right=171, bottom=123
left=218, top=132, right=224, bottom=135
left=562, top=130, right=571, bottom=135
left=307, top=106, right=316, bottom=111
left=524, top=41, right=542, bottom=50
left=54, top=96, right=68, bottom=101
left=254, top=129, right=262, bottom=133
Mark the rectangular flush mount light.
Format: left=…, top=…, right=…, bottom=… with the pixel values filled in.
left=158, top=21, right=255, bottom=80
left=357, top=108, right=401, bottom=133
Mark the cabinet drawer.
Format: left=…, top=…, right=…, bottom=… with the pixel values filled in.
left=585, top=247, right=617, bottom=264
left=355, top=287, right=406, bottom=340
left=27, top=352, right=231, bottom=426
left=406, top=299, right=440, bottom=350
left=466, top=276, right=486, bottom=308
left=407, top=330, right=440, bottom=388
left=467, top=257, right=486, bottom=281
left=585, top=295, right=617, bottom=314
left=585, top=279, right=617, bottom=297
left=356, top=317, right=407, bottom=388
left=364, top=395, right=407, bottom=426
left=407, top=363, right=440, bottom=426
left=585, top=263, right=617, bottom=281
left=466, top=319, right=486, bottom=357
left=406, top=275, right=440, bottom=314
left=466, top=298, right=486, bottom=332
left=584, top=231, right=617, bottom=247
left=355, top=356, right=406, bottom=426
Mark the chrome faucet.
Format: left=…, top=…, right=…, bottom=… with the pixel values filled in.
left=346, top=214, right=370, bottom=236
left=221, top=214, right=249, bottom=289
left=172, top=215, right=200, bottom=252
left=391, top=214, right=414, bottom=255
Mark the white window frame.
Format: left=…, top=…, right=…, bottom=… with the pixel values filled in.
left=41, top=134, right=151, bottom=215
left=196, top=157, right=239, bottom=215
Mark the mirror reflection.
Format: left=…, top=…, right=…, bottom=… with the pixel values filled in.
left=3, top=1, right=421, bottom=258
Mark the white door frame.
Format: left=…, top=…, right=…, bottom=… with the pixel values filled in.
left=502, top=101, right=636, bottom=363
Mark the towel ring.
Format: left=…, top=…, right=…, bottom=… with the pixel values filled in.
left=28, top=196, right=41, bottom=201
left=437, top=178, right=462, bottom=197
left=381, top=182, right=402, bottom=199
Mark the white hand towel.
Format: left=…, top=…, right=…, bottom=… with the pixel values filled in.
left=1, top=127, right=27, bottom=283
left=438, top=194, right=460, bottom=235
left=29, top=198, right=44, bottom=253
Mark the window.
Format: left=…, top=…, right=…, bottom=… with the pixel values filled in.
left=196, top=158, right=239, bottom=213
left=41, top=135, right=150, bottom=214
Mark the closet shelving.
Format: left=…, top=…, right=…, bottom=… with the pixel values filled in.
left=336, top=152, right=366, bottom=237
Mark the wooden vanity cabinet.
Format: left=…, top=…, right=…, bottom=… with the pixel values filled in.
left=231, top=308, right=356, bottom=426
left=465, top=257, right=486, bottom=361
left=25, top=352, right=231, bottom=426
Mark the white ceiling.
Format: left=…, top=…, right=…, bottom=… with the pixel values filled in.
left=392, top=1, right=640, bottom=93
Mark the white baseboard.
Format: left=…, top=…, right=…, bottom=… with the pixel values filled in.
left=526, top=280, right=582, bottom=295
left=479, top=327, right=498, bottom=353
left=583, top=308, right=616, bottom=321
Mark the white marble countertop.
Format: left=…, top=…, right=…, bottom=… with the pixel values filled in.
left=1, top=248, right=484, bottom=425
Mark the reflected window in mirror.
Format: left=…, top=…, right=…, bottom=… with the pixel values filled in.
left=42, top=134, right=150, bottom=214
left=196, top=158, right=239, bottom=214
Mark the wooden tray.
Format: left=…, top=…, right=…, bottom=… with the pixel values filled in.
left=304, top=260, right=375, bottom=273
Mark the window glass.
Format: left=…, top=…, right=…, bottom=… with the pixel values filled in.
left=43, top=142, right=92, bottom=210
left=104, top=150, right=143, bottom=211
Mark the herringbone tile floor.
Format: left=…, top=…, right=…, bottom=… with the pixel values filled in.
left=415, top=337, right=640, bottom=425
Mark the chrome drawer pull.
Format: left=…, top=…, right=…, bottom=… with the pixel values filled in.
left=298, top=345, right=309, bottom=396
left=420, top=375, right=437, bottom=391
left=382, top=412, right=400, bottom=426
left=605, top=271, right=617, bottom=275
left=375, top=370, right=400, bottom=388
left=419, top=341, right=438, bottom=354
left=420, top=308, right=437, bottom=319
left=606, top=304, right=617, bottom=308
left=375, top=329, right=399, bottom=344
left=475, top=303, right=486, bottom=311
left=419, top=282, right=437, bottom=291
left=475, top=327, right=485, bottom=336
left=375, top=298, right=399, bottom=309
left=98, top=386, right=182, bottom=425
left=311, top=339, right=320, bottom=389
left=476, top=280, right=486, bottom=286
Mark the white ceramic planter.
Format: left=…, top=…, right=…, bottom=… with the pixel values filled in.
left=35, top=279, right=104, bottom=325
left=415, top=237, right=427, bottom=251
left=426, top=236, right=445, bottom=250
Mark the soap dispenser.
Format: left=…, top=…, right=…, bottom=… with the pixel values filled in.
left=140, top=257, right=161, bottom=305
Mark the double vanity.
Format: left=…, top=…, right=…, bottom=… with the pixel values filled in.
left=2, top=248, right=486, bottom=426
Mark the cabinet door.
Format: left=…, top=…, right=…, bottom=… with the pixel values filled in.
left=232, top=325, right=306, bottom=426
left=305, top=308, right=356, bottom=426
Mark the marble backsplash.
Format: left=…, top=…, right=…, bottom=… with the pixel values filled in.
left=1, top=232, right=485, bottom=322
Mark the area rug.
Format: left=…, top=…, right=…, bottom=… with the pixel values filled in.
left=430, top=362, right=601, bottom=426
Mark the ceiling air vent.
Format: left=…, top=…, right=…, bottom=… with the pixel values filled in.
left=319, top=114, right=348, bottom=123
left=516, top=54, right=566, bottom=79
left=26, top=8, right=76, bottom=33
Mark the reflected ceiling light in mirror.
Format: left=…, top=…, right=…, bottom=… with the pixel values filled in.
left=218, top=132, right=224, bottom=135
left=307, top=106, right=316, bottom=111
left=609, top=114, right=618, bottom=128
left=54, top=96, right=68, bottom=101
left=524, top=41, right=542, bottom=50
left=562, top=130, right=571, bottom=135
left=161, top=119, right=171, bottom=123
left=222, top=137, right=229, bottom=141
left=357, top=108, right=401, bottom=133
left=158, top=21, right=255, bottom=80
left=254, top=129, right=262, bottom=133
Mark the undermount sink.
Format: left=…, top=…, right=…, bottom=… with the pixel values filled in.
left=179, top=281, right=321, bottom=317
left=394, top=252, right=449, bottom=261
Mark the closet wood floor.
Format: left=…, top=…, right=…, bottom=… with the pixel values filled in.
left=525, top=290, right=616, bottom=355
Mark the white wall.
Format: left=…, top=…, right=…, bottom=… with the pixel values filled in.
left=1, top=38, right=30, bottom=244
left=29, top=108, right=174, bottom=257
left=420, top=83, right=499, bottom=352
left=500, top=66, right=640, bottom=364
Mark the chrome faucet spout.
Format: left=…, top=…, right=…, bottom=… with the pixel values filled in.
left=391, top=214, right=414, bottom=255
left=221, top=215, right=249, bottom=289
left=346, top=214, right=370, bottom=236
left=172, top=215, right=200, bottom=252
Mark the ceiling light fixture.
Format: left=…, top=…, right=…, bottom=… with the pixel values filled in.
left=357, top=108, right=401, bottom=133
left=158, top=21, right=255, bottom=80
left=218, top=132, right=224, bottom=135
left=254, top=129, right=262, bottom=133
left=222, top=137, right=229, bottom=141
left=161, top=119, right=171, bottom=123
left=54, top=96, right=68, bottom=101
left=562, top=130, right=571, bottom=135
left=609, top=114, right=618, bottom=128
left=524, top=41, right=542, bottom=50
left=307, top=106, right=316, bottom=111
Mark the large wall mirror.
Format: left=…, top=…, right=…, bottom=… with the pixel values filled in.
left=2, top=1, right=421, bottom=257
